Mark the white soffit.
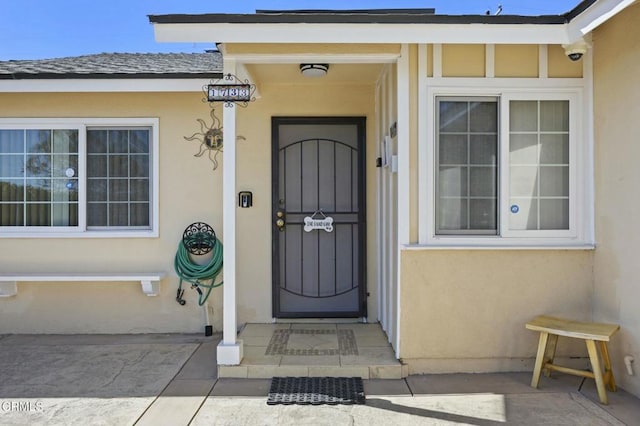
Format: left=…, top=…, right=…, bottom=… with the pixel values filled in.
left=153, top=23, right=573, bottom=45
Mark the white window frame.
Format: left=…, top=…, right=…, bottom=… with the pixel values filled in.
left=0, top=118, right=159, bottom=238
left=421, top=84, right=592, bottom=248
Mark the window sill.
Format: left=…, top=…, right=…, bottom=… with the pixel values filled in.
left=0, top=230, right=159, bottom=239
left=404, top=243, right=595, bottom=251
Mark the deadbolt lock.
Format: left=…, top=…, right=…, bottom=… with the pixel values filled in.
left=276, top=211, right=284, bottom=218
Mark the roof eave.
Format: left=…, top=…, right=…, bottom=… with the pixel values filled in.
left=0, top=72, right=223, bottom=80
left=152, top=22, right=574, bottom=45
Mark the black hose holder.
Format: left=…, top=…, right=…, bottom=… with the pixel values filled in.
left=182, top=222, right=217, bottom=255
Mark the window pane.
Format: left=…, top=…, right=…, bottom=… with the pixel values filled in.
left=87, top=130, right=107, bottom=153
left=509, top=100, right=570, bottom=231
left=26, top=180, right=51, bottom=201
left=0, top=130, right=24, bottom=153
left=510, top=101, right=537, bottom=131
left=26, top=130, right=51, bottom=153
left=436, top=98, right=498, bottom=234
left=130, top=155, right=149, bottom=177
left=540, top=134, right=569, bottom=164
left=87, top=203, right=107, bottom=226
left=470, top=167, right=496, bottom=197
left=110, top=203, right=128, bottom=226
left=438, top=199, right=468, bottom=230
left=0, top=179, right=24, bottom=201
left=509, top=134, right=538, bottom=164
left=439, top=166, right=467, bottom=197
left=469, top=102, right=497, bottom=132
left=130, top=130, right=149, bottom=153
left=0, top=203, right=24, bottom=226
left=87, top=126, right=152, bottom=230
left=109, top=179, right=129, bottom=202
left=25, top=155, right=51, bottom=177
left=26, top=203, right=51, bottom=226
left=470, top=135, right=497, bottom=165
left=108, top=130, right=129, bottom=153
left=130, top=203, right=150, bottom=227
left=87, top=154, right=107, bottom=177
left=540, top=101, right=569, bottom=132
left=510, top=166, right=538, bottom=197
left=87, top=179, right=107, bottom=201
left=130, top=179, right=149, bottom=201
left=439, top=101, right=468, bottom=132
left=540, top=199, right=569, bottom=229
left=439, top=134, right=467, bottom=164
left=509, top=198, right=537, bottom=230
left=540, top=166, right=569, bottom=197
left=53, top=129, right=78, bottom=153
left=52, top=203, right=78, bottom=226
left=0, top=155, right=24, bottom=178
left=470, top=199, right=496, bottom=230
left=52, top=179, right=78, bottom=202
left=109, top=155, right=129, bottom=177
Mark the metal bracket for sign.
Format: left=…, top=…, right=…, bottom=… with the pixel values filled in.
left=204, top=73, right=256, bottom=108
left=304, top=210, right=334, bottom=233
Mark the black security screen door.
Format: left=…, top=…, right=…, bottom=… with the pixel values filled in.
left=272, top=117, right=366, bottom=318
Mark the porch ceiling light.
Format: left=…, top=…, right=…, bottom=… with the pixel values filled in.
left=300, top=63, right=329, bottom=77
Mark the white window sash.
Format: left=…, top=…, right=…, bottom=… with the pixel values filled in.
left=0, top=118, right=159, bottom=238
left=421, top=86, right=586, bottom=247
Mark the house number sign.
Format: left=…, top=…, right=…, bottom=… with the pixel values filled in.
left=207, top=84, right=252, bottom=103
left=304, top=211, right=334, bottom=233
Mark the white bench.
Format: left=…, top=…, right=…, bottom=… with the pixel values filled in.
left=0, top=273, right=166, bottom=297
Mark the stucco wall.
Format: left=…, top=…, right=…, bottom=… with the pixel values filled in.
left=0, top=73, right=378, bottom=333
left=593, top=2, right=640, bottom=397
left=400, top=249, right=594, bottom=373
left=0, top=91, right=224, bottom=333
left=235, top=78, right=378, bottom=324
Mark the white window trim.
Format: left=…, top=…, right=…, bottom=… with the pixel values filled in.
left=420, top=83, right=593, bottom=248
left=0, top=117, right=159, bottom=238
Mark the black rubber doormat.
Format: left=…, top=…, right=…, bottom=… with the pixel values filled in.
left=267, top=377, right=365, bottom=405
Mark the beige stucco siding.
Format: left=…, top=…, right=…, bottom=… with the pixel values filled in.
left=494, top=44, right=538, bottom=77
left=442, top=44, right=485, bottom=77
left=593, top=2, right=640, bottom=397
left=0, top=92, right=223, bottom=333
left=0, top=76, right=379, bottom=332
left=400, top=249, right=593, bottom=373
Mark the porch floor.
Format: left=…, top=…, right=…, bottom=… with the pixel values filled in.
left=218, top=323, right=405, bottom=379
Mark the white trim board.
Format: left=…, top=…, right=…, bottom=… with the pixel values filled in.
left=154, top=23, right=572, bottom=45
left=0, top=79, right=209, bottom=93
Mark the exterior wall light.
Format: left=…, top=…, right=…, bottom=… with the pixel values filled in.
left=300, top=63, right=329, bottom=77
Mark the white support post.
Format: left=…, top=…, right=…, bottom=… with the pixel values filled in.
left=217, top=58, right=243, bottom=365
left=395, top=44, right=411, bottom=359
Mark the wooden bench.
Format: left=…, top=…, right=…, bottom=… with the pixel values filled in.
left=0, top=273, right=166, bottom=297
left=526, top=315, right=620, bottom=404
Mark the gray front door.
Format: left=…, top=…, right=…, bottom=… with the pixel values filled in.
left=272, top=117, right=366, bottom=318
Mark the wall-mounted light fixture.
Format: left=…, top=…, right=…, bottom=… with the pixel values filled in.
left=300, top=63, right=329, bottom=77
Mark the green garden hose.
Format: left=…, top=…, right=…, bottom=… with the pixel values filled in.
left=174, top=232, right=223, bottom=306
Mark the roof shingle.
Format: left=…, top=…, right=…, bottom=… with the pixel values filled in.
left=0, top=52, right=223, bottom=80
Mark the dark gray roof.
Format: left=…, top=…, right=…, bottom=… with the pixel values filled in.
left=148, top=2, right=596, bottom=25
left=0, top=52, right=223, bottom=80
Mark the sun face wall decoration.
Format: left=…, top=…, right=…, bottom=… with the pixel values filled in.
left=184, top=73, right=256, bottom=170
left=184, top=108, right=225, bottom=170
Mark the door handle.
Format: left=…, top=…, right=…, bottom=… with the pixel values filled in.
left=275, top=211, right=285, bottom=231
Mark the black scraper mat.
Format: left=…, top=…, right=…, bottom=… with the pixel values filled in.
left=267, top=377, right=365, bottom=405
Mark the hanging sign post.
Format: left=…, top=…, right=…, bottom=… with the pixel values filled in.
left=304, top=210, right=334, bottom=233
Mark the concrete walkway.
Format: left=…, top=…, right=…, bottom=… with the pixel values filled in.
left=0, top=333, right=638, bottom=425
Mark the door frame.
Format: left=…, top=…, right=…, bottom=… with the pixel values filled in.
left=271, top=116, right=367, bottom=318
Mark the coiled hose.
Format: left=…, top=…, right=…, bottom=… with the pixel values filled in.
left=174, top=232, right=223, bottom=306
